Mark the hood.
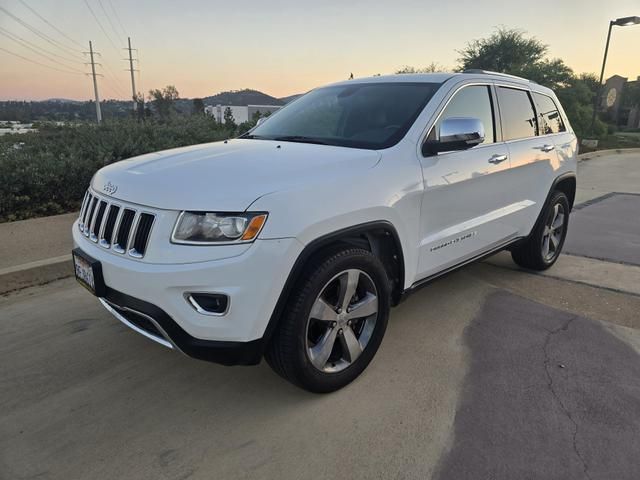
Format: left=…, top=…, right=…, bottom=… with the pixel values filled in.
left=92, top=139, right=381, bottom=211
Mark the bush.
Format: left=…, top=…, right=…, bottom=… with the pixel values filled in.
left=0, top=116, right=233, bottom=222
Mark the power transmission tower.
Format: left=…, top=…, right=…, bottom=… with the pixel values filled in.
left=124, top=37, right=139, bottom=112
left=84, top=41, right=103, bottom=123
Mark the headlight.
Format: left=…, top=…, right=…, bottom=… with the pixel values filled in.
left=172, top=212, right=268, bottom=244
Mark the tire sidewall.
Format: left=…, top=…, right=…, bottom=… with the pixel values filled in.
left=538, top=192, right=570, bottom=266
left=289, top=250, right=390, bottom=392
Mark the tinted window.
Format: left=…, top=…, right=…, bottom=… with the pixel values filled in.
left=246, top=82, right=441, bottom=150
left=429, top=85, right=495, bottom=144
left=497, top=87, right=537, bottom=140
left=533, top=92, right=566, bottom=134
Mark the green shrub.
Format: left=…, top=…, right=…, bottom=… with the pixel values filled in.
left=0, top=116, right=232, bottom=222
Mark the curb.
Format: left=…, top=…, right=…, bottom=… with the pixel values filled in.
left=0, top=254, right=73, bottom=295
left=578, top=147, right=640, bottom=162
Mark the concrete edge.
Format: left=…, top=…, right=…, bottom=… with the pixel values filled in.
left=484, top=251, right=640, bottom=298
left=578, top=147, right=640, bottom=161
left=0, top=254, right=73, bottom=295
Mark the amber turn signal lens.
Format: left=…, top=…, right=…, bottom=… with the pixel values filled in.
left=241, top=214, right=267, bottom=241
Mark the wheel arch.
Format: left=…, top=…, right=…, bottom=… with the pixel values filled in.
left=260, top=221, right=405, bottom=352
left=554, top=174, right=577, bottom=210
left=517, top=172, right=576, bottom=246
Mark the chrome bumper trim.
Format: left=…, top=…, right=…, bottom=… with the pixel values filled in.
left=99, top=297, right=175, bottom=350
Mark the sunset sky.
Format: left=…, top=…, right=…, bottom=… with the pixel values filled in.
left=1, top=0, right=639, bottom=101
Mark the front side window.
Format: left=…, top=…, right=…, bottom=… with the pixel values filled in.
left=497, top=87, right=538, bottom=140
left=244, top=82, right=442, bottom=150
left=533, top=92, right=566, bottom=134
left=427, top=85, right=495, bottom=144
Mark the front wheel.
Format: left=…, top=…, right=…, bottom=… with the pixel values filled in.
left=511, top=190, right=570, bottom=270
left=265, top=248, right=390, bottom=393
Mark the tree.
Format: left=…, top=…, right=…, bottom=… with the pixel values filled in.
left=456, top=28, right=608, bottom=138
left=396, top=62, right=445, bottom=74
left=133, top=92, right=145, bottom=121
left=621, top=81, right=640, bottom=109
left=148, top=85, right=179, bottom=119
left=223, top=106, right=236, bottom=129
left=457, top=27, right=547, bottom=73
left=456, top=28, right=576, bottom=92
left=192, top=98, right=205, bottom=115
left=555, top=73, right=608, bottom=137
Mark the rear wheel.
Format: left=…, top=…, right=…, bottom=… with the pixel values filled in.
left=265, top=248, right=390, bottom=393
left=511, top=191, right=569, bottom=270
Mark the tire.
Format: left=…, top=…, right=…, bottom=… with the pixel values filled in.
left=511, top=190, right=570, bottom=270
left=265, top=247, right=391, bottom=393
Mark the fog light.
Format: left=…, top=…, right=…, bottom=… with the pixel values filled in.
left=185, top=293, right=229, bottom=315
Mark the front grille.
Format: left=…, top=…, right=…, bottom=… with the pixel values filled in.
left=78, top=189, right=155, bottom=259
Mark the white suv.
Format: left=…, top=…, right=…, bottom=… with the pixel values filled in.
left=72, top=71, right=577, bottom=392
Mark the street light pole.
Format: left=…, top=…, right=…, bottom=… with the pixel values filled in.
left=590, top=16, right=640, bottom=134
left=590, top=21, right=614, bottom=134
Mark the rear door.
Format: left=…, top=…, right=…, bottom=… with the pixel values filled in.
left=416, top=83, right=517, bottom=279
left=495, top=86, right=562, bottom=236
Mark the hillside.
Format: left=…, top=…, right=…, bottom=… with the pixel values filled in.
left=0, top=88, right=304, bottom=121
left=202, top=89, right=283, bottom=106
left=279, top=93, right=304, bottom=104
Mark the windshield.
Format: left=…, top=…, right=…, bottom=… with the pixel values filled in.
left=244, top=82, right=442, bottom=149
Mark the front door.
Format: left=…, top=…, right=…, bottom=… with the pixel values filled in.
left=416, top=83, right=518, bottom=279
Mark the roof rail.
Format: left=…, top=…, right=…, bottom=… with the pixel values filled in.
left=462, top=69, right=536, bottom=84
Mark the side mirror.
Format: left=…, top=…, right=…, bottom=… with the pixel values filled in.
left=256, top=117, right=268, bottom=126
left=422, top=117, right=485, bottom=156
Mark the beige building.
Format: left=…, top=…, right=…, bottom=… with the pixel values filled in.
left=204, top=104, right=281, bottom=124
left=600, top=75, right=640, bottom=128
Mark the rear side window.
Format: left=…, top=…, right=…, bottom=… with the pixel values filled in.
left=429, top=85, right=495, bottom=144
left=497, top=87, right=537, bottom=140
left=533, top=92, right=566, bottom=134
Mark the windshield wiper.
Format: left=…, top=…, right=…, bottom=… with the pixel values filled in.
left=270, top=135, right=331, bottom=146
left=240, top=133, right=266, bottom=139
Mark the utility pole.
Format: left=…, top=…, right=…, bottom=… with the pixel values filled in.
left=85, top=41, right=102, bottom=123
left=125, top=37, right=139, bottom=112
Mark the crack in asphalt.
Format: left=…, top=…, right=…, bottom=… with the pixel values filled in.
left=542, top=316, right=593, bottom=480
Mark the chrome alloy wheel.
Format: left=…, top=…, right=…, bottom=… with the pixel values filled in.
left=542, top=202, right=565, bottom=261
left=305, top=269, right=379, bottom=373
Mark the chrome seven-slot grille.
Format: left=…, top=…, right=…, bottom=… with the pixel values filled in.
left=78, top=189, right=155, bottom=258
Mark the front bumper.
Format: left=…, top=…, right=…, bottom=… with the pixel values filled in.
left=73, top=220, right=303, bottom=363
left=99, top=289, right=265, bottom=365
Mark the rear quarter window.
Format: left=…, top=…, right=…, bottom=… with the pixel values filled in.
left=533, top=92, right=566, bottom=134
left=496, top=87, right=538, bottom=141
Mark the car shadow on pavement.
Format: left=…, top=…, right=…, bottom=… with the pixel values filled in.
left=434, top=290, right=640, bottom=480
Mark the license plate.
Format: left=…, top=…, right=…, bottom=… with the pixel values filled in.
left=72, top=248, right=106, bottom=296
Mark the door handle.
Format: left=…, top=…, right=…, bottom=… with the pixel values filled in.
left=541, top=144, right=555, bottom=152
left=488, top=154, right=508, bottom=164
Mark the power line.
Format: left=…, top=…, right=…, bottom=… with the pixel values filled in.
left=83, top=0, right=120, bottom=54
left=0, top=46, right=84, bottom=75
left=97, top=0, right=124, bottom=45
left=17, top=0, right=85, bottom=50
left=0, top=5, right=82, bottom=56
left=0, top=26, right=84, bottom=64
left=0, top=29, right=85, bottom=73
left=101, top=62, right=128, bottom=98
left=106, top=0, right=128, bottom=38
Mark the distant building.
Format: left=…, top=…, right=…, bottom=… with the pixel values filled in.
left=204, top=104, right=281, bottom=124
left=600, top=75, right=640, bottom=128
